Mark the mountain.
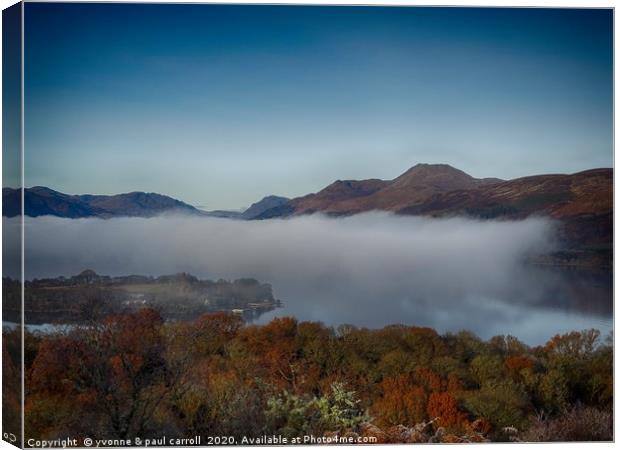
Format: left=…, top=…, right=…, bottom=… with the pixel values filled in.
left=281, top=164, right=503, bottom=216
left=252, top=164, right=612, bottom=267
left=255, top=164, right=610, bottom=219
left=199, top=196, right=290, bottom=220
left=253, top=164, right=502, bottom=218
left=4, top=164, right=611, bottom=266
left=396, top=168, right=611, bottom=220
left=241, top=195, right=290, bottom=220
left=396, top=168, right=612, bottom=265
left=3, top=187, right=206, bottom=218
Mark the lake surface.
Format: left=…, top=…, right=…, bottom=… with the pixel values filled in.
left=255, top=266, right=612, bottom=345
left=3, top=322, right=74, bottom=334
left=6, top=215, right=614, bottom=345
left=12, top=265, right=610, bottom=346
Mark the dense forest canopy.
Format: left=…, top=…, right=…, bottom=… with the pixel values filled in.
left=4, top=309, right=612, bottom=445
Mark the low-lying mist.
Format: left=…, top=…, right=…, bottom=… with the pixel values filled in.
left=5, top=213, right=612, bottom=343
left=8, top=212, right=554, bottom=283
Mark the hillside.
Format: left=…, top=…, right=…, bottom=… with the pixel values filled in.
left=252, top=164, right=499, bottom=217
left=253, top=164, right=612, bottom=267
left=242, top=195, right=290, bottom=220
left=2, top=186, right=205, bottom=218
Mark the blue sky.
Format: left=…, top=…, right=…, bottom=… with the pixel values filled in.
left=24, top=4, right=612, bottom=210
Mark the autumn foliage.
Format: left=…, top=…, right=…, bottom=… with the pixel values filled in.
left=427, top=392, right=467, bottom=428
left=8, top=310, right=612, bottom=443
left=372, top=375, right=427, bottom=427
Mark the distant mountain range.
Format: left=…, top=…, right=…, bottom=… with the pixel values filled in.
left=253, top=163, right=611, bottom=267
left=2, top=186, right=205, bottom=218
left=3, top=164, right=612, bottom=266
left=2, top=187, right=291, bottom=220
left=255, top=163, right=611, bottom=220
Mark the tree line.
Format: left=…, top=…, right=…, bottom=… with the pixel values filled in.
left=3, top=309, right=613, bottom=444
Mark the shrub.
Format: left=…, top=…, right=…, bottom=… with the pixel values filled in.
left=372, top=375, right=427, bottom=427
left=265, top=382, right=367, bottom=438
left=462, top=379, right=531, bottom=436
left=520, top=406, right=612, bottom=442
left=427, top=392, right=467, bottom=429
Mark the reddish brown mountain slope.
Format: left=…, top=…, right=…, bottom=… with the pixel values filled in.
left=397, top=168, right=611, bottom=220
left=289, top=164, right=504, bottom=215
left=396, top=168, right=612, bottom=265
left=258, top=164, right=612, bottom=267
left=290, top=179, right=389, bottom=215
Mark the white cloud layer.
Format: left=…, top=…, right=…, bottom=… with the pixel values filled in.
left=3, top=213, right=612, bottom=344
left=6, top=212, right=554, bottom=283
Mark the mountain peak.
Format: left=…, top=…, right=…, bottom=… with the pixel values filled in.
left=29, top=186, right=64, bottom=196
left=242, top=195, right=290, bottom=220
left=391, top=163, right=475, bottom=190
left=403, top=163, right=469, bottom=176
left=412, top=162, right=452, bottom=168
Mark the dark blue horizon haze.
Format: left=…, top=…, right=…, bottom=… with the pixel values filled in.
left=24, top=4, right=612, bottom=210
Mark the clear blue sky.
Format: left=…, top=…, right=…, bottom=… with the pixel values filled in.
left=24, top=4, right=612, bottom=210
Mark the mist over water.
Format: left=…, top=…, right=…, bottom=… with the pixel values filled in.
left=5, top=213, right=612, bottom=344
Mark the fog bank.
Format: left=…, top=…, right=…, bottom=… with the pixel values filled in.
left=4, top=213, right=614, bottom=343
left=6, top=213, right=555, bottom=285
